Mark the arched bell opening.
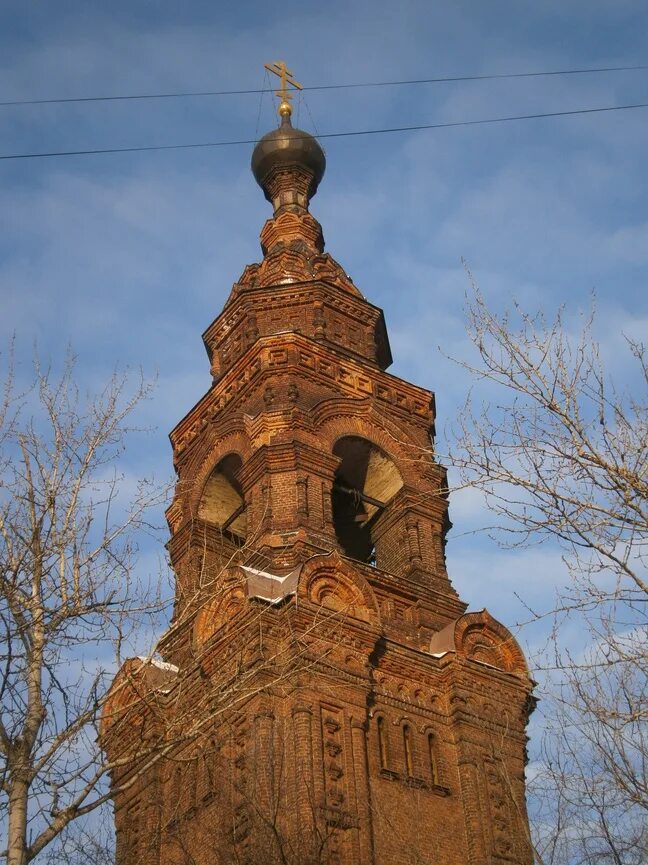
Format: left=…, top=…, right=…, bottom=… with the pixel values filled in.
left=197, top=454, right=247, bottom=544
left=332, top=436, right=403, bottom=566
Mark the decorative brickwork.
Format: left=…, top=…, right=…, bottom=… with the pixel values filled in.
left=102, top=113, right=534, bottom=864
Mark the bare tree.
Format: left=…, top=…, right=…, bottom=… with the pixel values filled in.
left=0, top=351, right=166, bottom=865
left=450, top=285, right=647, bottom=863
left=41, top=820, right=115, bottom=865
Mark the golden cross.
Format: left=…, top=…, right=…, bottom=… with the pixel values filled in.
left=264, top=60, right=303, bottom=118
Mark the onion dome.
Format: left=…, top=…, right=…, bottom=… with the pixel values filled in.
left=251, top=111, right=326, bottom=215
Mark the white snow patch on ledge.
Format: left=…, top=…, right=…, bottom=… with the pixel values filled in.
left=137, top=656, right=179, bottom=673
left=242, top=565, right=301, bottom=603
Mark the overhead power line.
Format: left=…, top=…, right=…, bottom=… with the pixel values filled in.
left=0, top=63, right=646, bottom=108
left=1, top=100, right=646, bottom=163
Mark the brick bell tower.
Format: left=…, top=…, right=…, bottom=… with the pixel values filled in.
left=102, top=67, right=534, bottom=865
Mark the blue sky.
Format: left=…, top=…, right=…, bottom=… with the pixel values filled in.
left=1, top=0, right=647, bottom=662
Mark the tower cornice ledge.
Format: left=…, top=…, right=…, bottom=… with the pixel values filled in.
left=203, top=278, right=392, bottom=376
left=170, top=331, right=435, bottom=458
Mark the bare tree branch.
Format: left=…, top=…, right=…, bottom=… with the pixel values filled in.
left=449, top=282, right=647, bottom=864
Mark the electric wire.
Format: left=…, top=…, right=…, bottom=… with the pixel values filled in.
left=253, top=72, right=267, bottom=141
left=0, top=100, right=646, bottom=162
left=0, top=63, right=646, bottom=108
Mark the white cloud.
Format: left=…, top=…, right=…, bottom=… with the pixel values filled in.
left=604, top=221, right=648, bottom=265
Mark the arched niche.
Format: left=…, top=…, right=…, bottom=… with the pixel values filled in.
left=193, top=581, right=247, bottom=650
left=297, top=552, right=381, bottom=625
left=429, top=611, right=529, bottom=677
left=197, top=454, right=247, bottom=541
left=332, top=436, right=403, bottom=564
left=101, top=657, right=176, bottom=747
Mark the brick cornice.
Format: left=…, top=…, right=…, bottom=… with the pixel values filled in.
left=170, top=331, right=434, bottom=457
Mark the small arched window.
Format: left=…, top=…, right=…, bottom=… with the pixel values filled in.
left=197, top=738, right=218, bottom=802
left=377, top=716, right=389, bottom=770
left=166, top=763, right=183, bottom=824
left=403, top=724, right=414, bottom=777
left=428, top=732, right=438, bottom=785
left=186, top=757, right=197, bottom=813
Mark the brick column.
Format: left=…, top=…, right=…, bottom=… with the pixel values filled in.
left=254, top=709, right=275, bottom=820
left=406, top=519, right=422, bottom=566
left=292, top=704, right=316, bottom=845
left=350, top=717, right=375, bottom=865
left=457, top=757, right=487, bottom=865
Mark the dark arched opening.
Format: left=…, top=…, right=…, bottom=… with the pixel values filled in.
left=198, top=454, right=246, bottom=544
left=428, top=732, right=438, bottom=785
left=377, top=716, right=389, bottom=770
left=332, top=436, right=402, bottom=564
left=403, top=723, right=414, bottom=777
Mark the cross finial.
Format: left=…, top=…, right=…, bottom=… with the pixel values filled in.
left=264, top=61, right=303, bottom=120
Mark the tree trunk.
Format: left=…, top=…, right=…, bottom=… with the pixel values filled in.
left=7, top=774, right=30, bottom=865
